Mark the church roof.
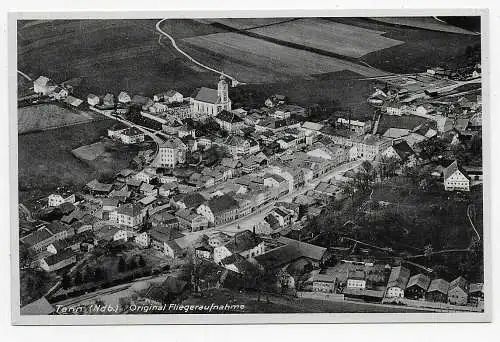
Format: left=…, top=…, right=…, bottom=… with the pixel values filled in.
left=194, top=87, right=219, bottom=104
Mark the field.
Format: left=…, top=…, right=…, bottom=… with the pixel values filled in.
left=18, top=120, right=153, bottom=206
left=247, top=18, right=404, bottom=58
left=181, top=32, right=387, bottom=80
left=17, top=19, right=227, bottom=98
left=369, top=17, right=478, bottom=35
left=195, top=18, right=296, bottom=30
left=329, top=18, right=480, bottom=74
left=18, top=104, right=97, bottom=134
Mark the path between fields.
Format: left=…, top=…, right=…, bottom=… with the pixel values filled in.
left=18, top=70, right=32, bottom=81
left=155, top=18, right=244, bottom=86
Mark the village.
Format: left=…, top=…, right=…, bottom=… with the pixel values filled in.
left=19, top=58, right=484, bottom=315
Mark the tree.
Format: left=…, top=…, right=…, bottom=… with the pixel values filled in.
left=82, top=266, right=93, bottom=283
left=138, top=255, right=146, bottom=268
left=118, top=257, right=126, bottom=273
left=128, top=258, right=137, bottom=270
left=61, top=273, right=71, bottom=289
left=73, top=270, right=82, bottom=286
left=93, top=267, right=104, bottom=282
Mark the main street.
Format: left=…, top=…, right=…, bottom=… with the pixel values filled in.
left=176, top=159, right=363, bottom=244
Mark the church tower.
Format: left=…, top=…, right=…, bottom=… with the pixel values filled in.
left=217, top=74, right=231, bottom=112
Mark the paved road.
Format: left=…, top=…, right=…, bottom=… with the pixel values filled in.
left=178, top=159, right=363, bottom=243
left=89, top=107, right=163, bottom=163
left=155, top=18, right=243, bottom=87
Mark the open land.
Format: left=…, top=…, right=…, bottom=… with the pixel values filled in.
left=18, top=120, right=152, bottom=206
left=18, top=104, right=97, bottom=134
left=369, top=17, right=479, bottom=35
left=247, top=18, right=404, bottom=58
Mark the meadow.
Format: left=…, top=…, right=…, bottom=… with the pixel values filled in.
left=248, top=18, right=404, bottom=58
left=18, top=104, right=96, bottom=134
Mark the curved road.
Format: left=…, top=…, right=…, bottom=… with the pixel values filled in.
left=17, top=70, right=32, bottom=81
left=155, top=18, right=244, bottom=86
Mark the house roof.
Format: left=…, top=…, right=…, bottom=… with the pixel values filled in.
left=427, top=278, right=450, bottom=294
left=449, top=276, right=469, bottom=293
left=216, top=110, right=244, bottom=124
left=277, top=237, right=326, bottom=261
left=254, top=244, right=304, bottom=269
left=302, top=121, right=324, bottom=131
left=443, top=160, right=471, bottom=181
left=224, top=230, right=262, bottom=254
left=348, top=270, right=366, bottom=280
left=20, top=297, right=55, bottom=315
left=131, top=94, right=150, bottom=105
left=387, top=266, right=411, bottom=289
left=220, top=253, right=257, bottom=274
left=382, top=128, right=410, bottom=139
left=469, top=283, right=483, bottom=294
left=193, top=87, right=219, bottom=104
left=46, top=221, right=70, bottom=235
left=86, top=179, right=113, bottom=192
left=121, top=127, right=143, bottom=136
left=312, top=273, right=336, bottom=283
left=117, top=203, right=143, bottom=217
left=44, top=249, right=75, bottom=266
left=20, top=228, right=53, bottom=247
left=407, top=273, right=431, bottom=290
left=392, top=140, right=415, bottom=161
left=34, top=76, right=50, bottom=87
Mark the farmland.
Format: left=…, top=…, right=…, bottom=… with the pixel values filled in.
left=181, top=32, right=388, bottom=80
left=18, top=120, right=153, bottom=207
left=18, top=104, right=98, bottom=134
left=195, top=18, right=297, bottom=30
left=369, top=17, right=478, bottom=35
left=247, top=18, right=404, bottom=58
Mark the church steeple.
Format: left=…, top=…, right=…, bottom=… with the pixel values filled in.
left=217, top=73, right=230, bottom=112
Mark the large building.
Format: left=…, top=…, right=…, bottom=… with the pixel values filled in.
left=444, top=160, right=471, bottom=192
left=153, top=138, right=187, bottom=168
left=190, top=75, right=231, bottom=116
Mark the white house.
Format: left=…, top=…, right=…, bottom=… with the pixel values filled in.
left=115, top=203, right=145, bottom=228
left=48, top=193, right=76, bottom=207
left=113, top=228, right=136, bottom=242
left=134, top=232, right=150, bottom=248
left=33, top=76, right=55, bottom=95
left=444, top=160, right=471, bottom=192
left=312, top=273, right=336, bottom=293
left=118, top=91, right=131, bottom=104
left=87, top=94, right=100, bottom=106
left=386, top=266, right=410, bottom=298
left=213, top=230, right=264, bottom=263
left=346, top=271, right=367, bottom=289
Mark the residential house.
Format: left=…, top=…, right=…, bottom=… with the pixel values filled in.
left=385, top=266, right=410, bottom=298
left=115, top=203, right=145, bottom=228
left=103, top=93, right=115, bottom=107
left=276, top=236, right=327, bottom=267
left=148, top=226, right=184, bottom=257
left=448, top=276, right=469, bottom=305
left=382, top=140, right=417, bottom=168
left=213, top=229, right=265, bottom=263
left=312, top=273, right=336, bottom=293
left=336, top=117, right=372, bottom=135
left=347, top=270, right=366, bottom=289
left=46, top=221, right=74, bottom=241
left=468, top=283, right=484, bottom=306
left=196, top=194, right=240, bottom=226
left=444, top=160, right=471, bottom=191
left=118, top=91, right=131, bottom=104
left=87, top=93, right=100, bottom=106
left=215, top=110, right=245, bottom=132
left=426, top=278, right=450, bottom=303
left=150, top=210, right=180, bottom=230
left=48, top=192, right=75, bottom=207
left=20, top=228, right=54, bottom=252
left=175, top=209, right=209, bottom=232
left=153, top=138, right=187, bottom=168
left=134, top=232, right=150, bottom=248
left=40, top=249, right=76, bottom=272
left=405, top=274, right=431, bottom=300
left=195, top=245, right=213, bottom=260
left=352, top=134, right=393, bottom=161
left=33, top=76, right=54, bottom=95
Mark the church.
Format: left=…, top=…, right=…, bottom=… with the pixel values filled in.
left=190, top=75, right=232, bottom=116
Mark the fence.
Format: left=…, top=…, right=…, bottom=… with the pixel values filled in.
left=297, top=291, right=344, bottom=301
left=382, top=297, right=483, bottom=312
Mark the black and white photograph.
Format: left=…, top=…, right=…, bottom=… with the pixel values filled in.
left=10, top=10, right=489, bottom=324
